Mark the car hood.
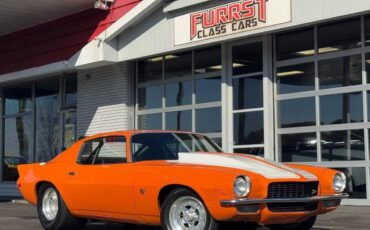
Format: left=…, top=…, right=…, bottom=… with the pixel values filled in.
left=168, top=152, right=317, bottom=180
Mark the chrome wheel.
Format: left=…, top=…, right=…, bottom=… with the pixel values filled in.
left=42, top=188, right=59, bottom=221
left=169, top=196, right=207, bottom=230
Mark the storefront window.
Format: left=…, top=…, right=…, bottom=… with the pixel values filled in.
left=233, top=111, right=264, bottom=145
left=322, top=130, right=365, bottom=161
left=2, top=74, right=77, bottom=181
left=138, top=57, right=163, bottom=83
left=195, top=107, right=221, bottom=133
left=166, top=81, right=192, bottom=107
left=280, top=133, right=317, bottom=162
left=166, top=110, right=192, bottom=131
left=165, top=52, right=192, bottom=79
left=233, top=76, right=263, bottom=110
left=279, top=97, right=316, bottom=128
left=319, top=55, right=362, bottom=89
left=277, top=63, right=315, bottom=94
left=318, top=18, right=361, bottom=53
left=4, top=85, right=32, bottom=115
left=195, top=77, right=221, bottom=103
left=232, top=42, right=263, bottom=75
left=35, top=79, right=60, bottom=162
left=194, top=46, right=221, bottom=74
left=366, top=53, right=370, bottom=84
left=276, top=28, right=314, bottom=60
left=138, top=85, right=163, bottom=110
left=3, top=116, right=32, bottom=181
left=138, top=113, right=162, bottom=130
left=234, top=148, right=264, bottom=157
left=320, top=92, right=363, bottom=125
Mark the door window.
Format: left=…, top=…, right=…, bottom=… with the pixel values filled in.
left=79, top=136, right=127, bottom=165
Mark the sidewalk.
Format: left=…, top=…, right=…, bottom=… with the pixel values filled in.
left=0, top=201, right=369, bottom=230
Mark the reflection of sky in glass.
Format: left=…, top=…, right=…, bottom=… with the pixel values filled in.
left=139, top=85, right=163, bottom=110
left=166, top=110, right=192, bottom=131
left=4, top=116, right=32, bottom=159
left=196, top=77, right=221, bottom=104
left=279, top=98, right=316, bottom=128
left=166, top=81, right=192, bottom=107
left=196, top=107, right=221, bottom=133
left=320, top=93, right=363, bottom=125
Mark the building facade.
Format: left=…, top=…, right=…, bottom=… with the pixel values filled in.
left=0, top=0, right=370, bottom=206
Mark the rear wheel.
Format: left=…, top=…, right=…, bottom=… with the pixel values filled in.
left=268, top=216, right=317, bottom=230
left=160, top=188, right=218, bottom=230
left=37, top=183, right=86, bottom=230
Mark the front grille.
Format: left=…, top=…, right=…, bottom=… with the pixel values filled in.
left=267, top=181, right=319, bottom=212
left=268, top=181, right=319, bottom=199
left=268, top=202, right=318, bottom=212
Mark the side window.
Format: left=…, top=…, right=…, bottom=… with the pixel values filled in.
left=79, top=136, right=127, bottom=165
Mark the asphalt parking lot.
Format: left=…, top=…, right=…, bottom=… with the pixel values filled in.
left=0, top=201, right=369, bottom=230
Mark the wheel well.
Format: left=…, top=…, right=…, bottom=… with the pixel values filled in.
left=158, top=185, right=200, bottom=209
left=35, top=181, right=53, bottom=197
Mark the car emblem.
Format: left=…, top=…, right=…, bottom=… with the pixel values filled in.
left=312, top=189, right=318, bottom=196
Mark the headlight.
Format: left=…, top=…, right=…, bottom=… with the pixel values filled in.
left=233, top=176, right=251, bottom=197
left=333, top=172, right=346, bottom=193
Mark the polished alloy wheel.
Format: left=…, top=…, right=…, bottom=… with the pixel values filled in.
left=42, top=188, right=59, bottom=221
left=169, top=196, right=207, bottom=230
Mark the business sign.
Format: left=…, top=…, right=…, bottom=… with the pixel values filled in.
left=174, top=0, right=291, bottom=45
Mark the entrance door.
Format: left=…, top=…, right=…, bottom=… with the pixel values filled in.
left=224, top=36, right=273, bottom=159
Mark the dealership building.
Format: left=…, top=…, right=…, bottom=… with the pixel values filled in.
left=0, top=0, right=370, bottom=206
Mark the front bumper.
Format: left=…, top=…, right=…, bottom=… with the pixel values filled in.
left=220, top=193, right=349, bottom=207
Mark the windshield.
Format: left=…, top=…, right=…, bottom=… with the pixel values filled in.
left=131, top=132, right=222, bottom=162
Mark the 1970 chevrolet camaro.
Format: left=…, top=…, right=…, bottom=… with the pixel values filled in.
left=17, top=131, right=349, bottom=230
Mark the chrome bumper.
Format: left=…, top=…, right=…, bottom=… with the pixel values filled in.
left=220, top=194, right=349, bottom=207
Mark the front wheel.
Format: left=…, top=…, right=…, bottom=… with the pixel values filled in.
left=160, top=188, right=218, bottom=230
left=37, top=183, right=87, bottom=230
left=268, top=216, right=317, bottom=230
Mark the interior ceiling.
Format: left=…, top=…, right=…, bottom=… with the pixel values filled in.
left=0, top=0, right=93, bottom=36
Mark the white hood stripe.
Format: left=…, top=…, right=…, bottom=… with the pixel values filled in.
left=169, top=153, right=302, bottom=179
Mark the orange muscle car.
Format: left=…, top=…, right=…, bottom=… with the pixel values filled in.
left=17, top=131, right=348, bottom=230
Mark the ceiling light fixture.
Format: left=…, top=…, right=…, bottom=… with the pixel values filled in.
left=147, top=55, right=179, bottom=62
left=277, top=71, right=304, bottom=77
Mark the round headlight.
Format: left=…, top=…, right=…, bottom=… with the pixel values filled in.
left=333, top=172, right=346, bottom=193
left=233, top=176, right=251, bottom=197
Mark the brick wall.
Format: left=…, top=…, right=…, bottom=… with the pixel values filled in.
left=77, top=63, right=131, bottom=136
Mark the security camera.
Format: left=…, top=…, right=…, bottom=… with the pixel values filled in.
left=94, top=0, right=115, bottom=11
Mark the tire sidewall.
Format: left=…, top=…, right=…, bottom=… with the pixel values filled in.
left=160, top=188, right=216, bottom=230
left=37, top=183, right=62, bottom=230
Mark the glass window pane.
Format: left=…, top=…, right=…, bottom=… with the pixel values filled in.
left=211, top=138, right=222, bottom=149
left=368, top=92, right=370, bottom=121
left=233, top=76, right=263, bottom=110
left=166, top=81, right=192, bottom=107
left=165, top=52, right=192, bottom=79
left=232, top=42, right=262, bottom=75
left=166, top=110, right=192, bottom=131
left=195, top=77, right=221, bottom=103
left=3, top=115, right=32, bottom=181
left=138, top=85, right=163, bottom=110
left=279, top=97, right=316, bottom=128
left=318, top=18, right=361, bottom=53
left=35, top=79, right=60, bottom=162
left=366, top=15, right=370, bottom=46
left=276, top=28, right=314, bottom=60
left=234, top=111, right=264, bottom=145
left=234, top=148, right=264, bottom=157
left=195, top=46, right=221, bottom=74
left=63, top=112, right=77, bottom=149
left=4, top=85, right=32, bottom=115
left=321, top=130, right=365, bottom=161
left=320, top=92, right=363, bottom=125
left=319, top=55, right=362, bottom=89
left=334, top=167, right=367, bottom=199
left=280, top=133, right=317, bottom=162
left=64, top=74, right=77, bottom=107
left=366, top=53, right=370, bottom=84
left=196, top=107, right=221, bottom=133
left=138, top=58, right=163, bottom=83
left=277, top=63, right=315, bottom=94
left=138, top=113, right=162, bottom=130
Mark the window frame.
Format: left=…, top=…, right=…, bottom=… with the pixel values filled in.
left=77, top=136, right=128, bottom=165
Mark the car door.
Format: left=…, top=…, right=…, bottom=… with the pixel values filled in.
left=65, top=136, right=136, bottom=217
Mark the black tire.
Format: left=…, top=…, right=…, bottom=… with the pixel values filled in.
left=160, top=188, right=219, bottom=230
left=37, top=183, right=87, bottom=230
left=268, top=216, right=316, bottom=230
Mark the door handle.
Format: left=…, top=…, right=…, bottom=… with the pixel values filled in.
left=68, top=171, right=76, bottom=176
